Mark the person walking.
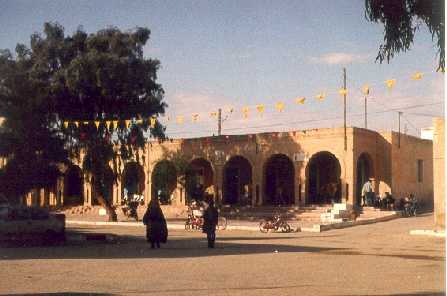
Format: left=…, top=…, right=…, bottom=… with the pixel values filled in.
left=142, top=198, right=168, bottom=248
left=361, top=179, right=374, bottom=206
left=202, top=198, right=218, bottom=248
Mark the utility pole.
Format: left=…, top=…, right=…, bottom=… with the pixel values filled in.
left=217, top=108, right=222, bottom=136
left=398, top=111, right=402, bottom=148
left=364, top=94, right=368, bottom=129
left=343, top=67, right=347, bottom=151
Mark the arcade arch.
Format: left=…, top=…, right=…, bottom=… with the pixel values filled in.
left=263, top=154, right=295, bottom=205
left=306, top=151, right=341, bottom=204
left=122, top=162, right=145, bottom=203
left=63, top=165, right=83, bottom=206
left=356, top=152, right=374, bottom=206
left=185, top=158, right=214, bottom=203
left=151, top=160, right=177, bottom=204
left=223, top=156, right=252, bottom=205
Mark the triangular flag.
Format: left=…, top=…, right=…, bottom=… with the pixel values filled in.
left=210, top=112, right=218, bottom=118
left=242, top=107, right=249, bottom=119
left=385, top=79, right=396, bottom=89
left=362, top=85, right=370, bottom=95
left=106, top=121, right=112, bottom=129
left=150, top=117, right=156, bottom=128
left=136, top=119, right=143, bottom=124
left=192, top=114, right=199, bottom=122
left=176, top=116, right=184, bottom=124
left=295, top=97, right=306, bottom=104
left=94, top=121, right=100, bottom=129
left=275, top=102, right=284, bottom=112
left=227, top=107, right=234, bottom=113
left=63, top=121, right=69, bottom=129
left=338, top=88, right=348, bottom=96
left=125, top=120, right=131, bottom=129
left=411, top=72, right=423, bottom=80
left=112, top=120, right=118, bottom=129
left=74, top=121, right=79, bottom=128
left=83, top=121, right=89, bottom=126
left=315, top=93, right=326, bottom=101
left=256, top=104, right=265, bottom=114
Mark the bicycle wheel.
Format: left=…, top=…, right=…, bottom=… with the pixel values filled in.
left=281, top=223, right=291, bottom=233
left=259, top=220, right=269, bottom=233
left=217, top=217, right=227, bottom=230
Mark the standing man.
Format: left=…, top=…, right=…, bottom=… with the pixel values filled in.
left=361, top=179, right=374, bottom=206
left=202, top=198, right=219, bottom=248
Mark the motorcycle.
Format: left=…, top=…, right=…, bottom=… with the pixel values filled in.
left=259, top=213, right=291, bottom=233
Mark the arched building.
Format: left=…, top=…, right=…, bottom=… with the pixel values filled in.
left=20, top=127, right=434, bottom=210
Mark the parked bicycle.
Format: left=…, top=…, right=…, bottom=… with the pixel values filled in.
left=184, top=203, right=227, bottom=230
left=259, top=213, right=291, bottom=233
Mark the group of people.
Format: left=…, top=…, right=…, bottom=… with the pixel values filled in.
left=142, top=197, right=219, bottom=249
left=362, top=179, right=395, bottom=208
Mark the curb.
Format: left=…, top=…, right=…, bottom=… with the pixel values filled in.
left=409, top=229, right=446, bottom=238
left=67, top=214, right=399, bottom=233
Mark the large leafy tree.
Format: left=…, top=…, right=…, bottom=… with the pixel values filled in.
left=0, top=23, right=166, bottom=220
left=0, top=46, right=69, bottom=204
left=365, top=0, right=444, bottom=71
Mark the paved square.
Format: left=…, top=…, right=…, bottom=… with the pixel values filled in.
left=0, top=214, right=444, bottom=296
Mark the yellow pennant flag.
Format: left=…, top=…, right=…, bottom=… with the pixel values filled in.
left=385, top=79, right=396, bottom=89
left=210, top=112, right=218, bottom=118
left=125, top=120, right=131, bottom=129
left=295, top=97, right=306, bottom=104
left=411, top=72, right=423, bottom=80
left=315, top=93, right=326, bottom=101
left=242, top=107, right=249, bottom=119
left=338, top=88, right=348, bottom=96
left=63, top=121, right=69, bottom=129
left=74, top=121, right=79, bottom=128
left=362, top=85, right=370, bottom=95
left=106, top=121, right=112, bottom=129
left=275, top=102, right=285, bottom=112
left=94, top=121, right=100, bottom=129
left=256, top=104, right=265, bottom=114
left=150, top=117, right=156, bottom=128
left=227, top=107, right=234, bottom=113
left=176, top=116, right=184, bottom=124
left=192, top=114, right=199, bottom=122
left=136, top=119, right=143, bottom=124
left=83, top=121, right=89, bottom=126
left=112, top=120, right=118, bottom=129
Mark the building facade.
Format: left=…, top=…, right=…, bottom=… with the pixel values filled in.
left=20, top=127, right=434, bottom=210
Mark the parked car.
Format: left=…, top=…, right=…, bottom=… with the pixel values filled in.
left=0, top=205, right=65, bottom=242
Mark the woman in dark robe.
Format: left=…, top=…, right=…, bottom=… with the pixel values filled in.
left=143, top=198, right=168, bottom=248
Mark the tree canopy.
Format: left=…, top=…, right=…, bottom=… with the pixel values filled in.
left=365, top=0, right=445, bottom=71
left=0, top=23, right=167, bottom=212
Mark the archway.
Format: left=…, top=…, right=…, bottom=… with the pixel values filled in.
left=185, top=158, right=213, bottom=203
left=151, top=160, right=177, bottom=205
left=306, top=151, right=341, bottom=204
left=63, top=165, right=83, bottom=206
left=122, top=162, right=145, bottom=204
left=263, top=154, right=295, bottom=205
left=223, top=156, right=252, bottom=205
left=356, top=152, right=374, bottom=206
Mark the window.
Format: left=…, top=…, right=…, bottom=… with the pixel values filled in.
left=417, top=159, right=424, bottom=183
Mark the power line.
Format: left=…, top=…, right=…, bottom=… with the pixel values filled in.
left=166, top=101, right=443, bottom=136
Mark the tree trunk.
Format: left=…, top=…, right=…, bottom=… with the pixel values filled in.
left=96, top=194, right=117, bottom=222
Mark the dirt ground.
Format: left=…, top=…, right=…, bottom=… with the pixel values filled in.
left=0, top=213, right=444, bottom=296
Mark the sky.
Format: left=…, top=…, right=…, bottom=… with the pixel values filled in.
left=0, top=0, right=444, bottom=138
